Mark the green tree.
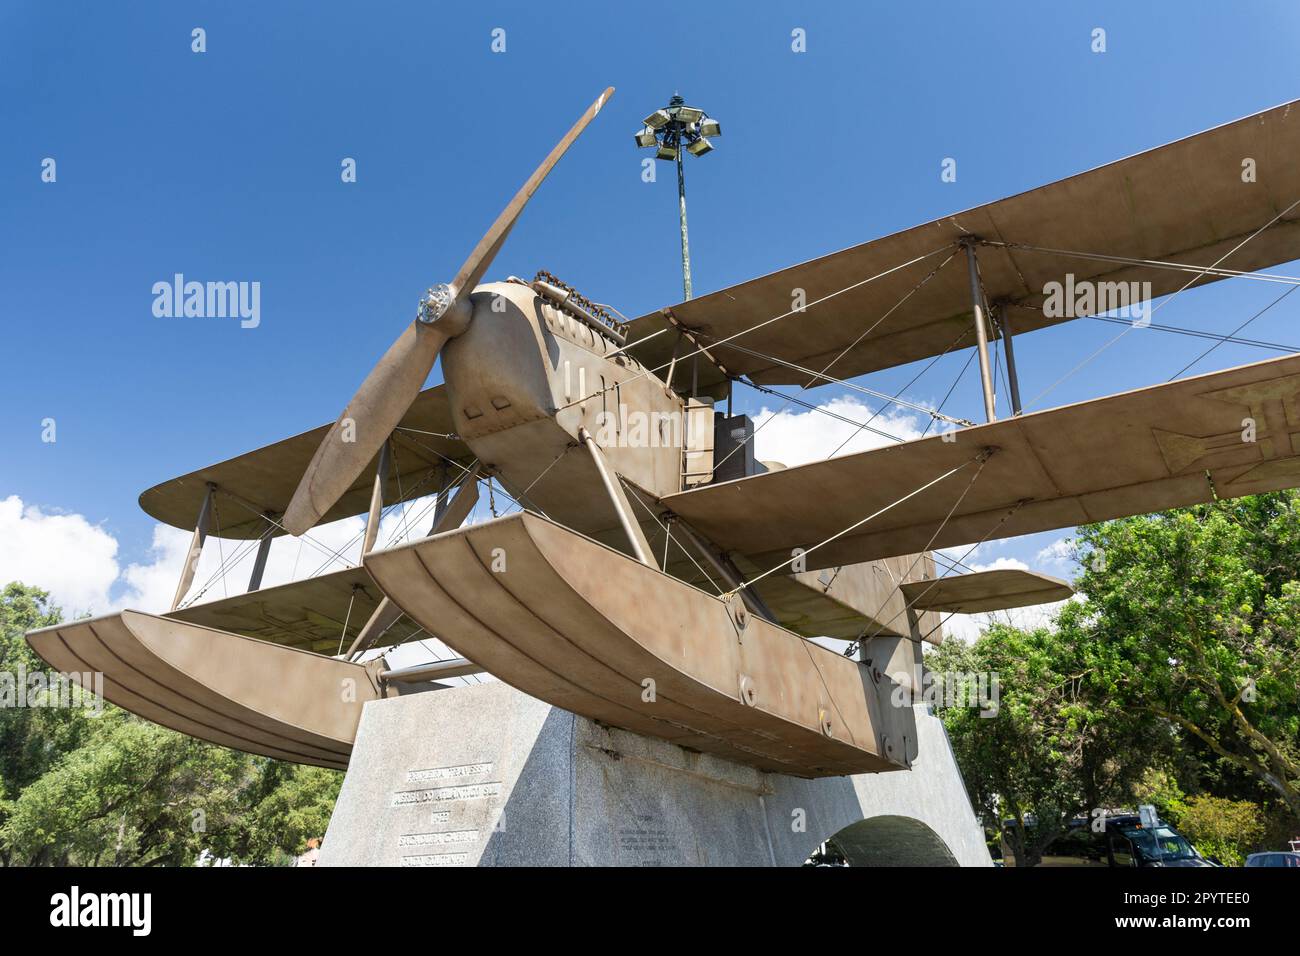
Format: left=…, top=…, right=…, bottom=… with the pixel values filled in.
left=1, top=709, right=251, bottom=866
left=1, top=581, right=342, bottom=866
left=0, top=583, right=95, bottom=864
left=1059, top=492, right=1300, bottom=824
left=928, top=622, right=1155, bottom=866
left=235, top=761, right=342, bottom=863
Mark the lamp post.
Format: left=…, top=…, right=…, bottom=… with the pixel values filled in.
left=635, top=94, right=721, bottom=300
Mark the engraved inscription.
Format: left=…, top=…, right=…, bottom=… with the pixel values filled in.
left=406, top=762, right=493, bottom=783
left=401, top=852, right=470, bottom=867
left=398, top=829, right=479, bottom=847
left=391, top=782, right=502, bottom=806
left=618, top=818, right=678, bottom=865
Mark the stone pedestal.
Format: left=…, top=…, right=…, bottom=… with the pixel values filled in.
left=319, top=681, right=991, bottom=867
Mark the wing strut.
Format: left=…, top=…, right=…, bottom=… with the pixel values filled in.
left=995, top=303, right=1024, bottom=415
left=579, top=428, right=657, bottom=567
left=961, top=238, right=998, bottom=423
left=171, top=482, right=215, bottom=611
left=670, top=517, right=778, bottom=624
left=345, top=463, right=482, bottom=660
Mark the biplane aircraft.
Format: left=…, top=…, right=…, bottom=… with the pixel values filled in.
left=29, top=89, right=1300, bottom=778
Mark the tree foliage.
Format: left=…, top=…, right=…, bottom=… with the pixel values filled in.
left=1061, top=493, right=1300, bottom=823
left=933, top=491, right=1300, bottom=865
left=928, top=623, right=1157, bottom=866
left=0, top=582, right=342, bottom=866
left=1174, top=795, right=1265, bottom=867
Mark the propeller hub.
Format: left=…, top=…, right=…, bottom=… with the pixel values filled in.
left=416, top=284, right=454, bottom=325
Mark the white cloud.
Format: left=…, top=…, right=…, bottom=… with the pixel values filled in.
left=0, top=492, right=447, bottom=617
left=0, top=495, right=121, bottom=615
left=969, top=556, right=1029, bottom=573
left=1035, top=536, right=1076, bottom=568
left=752, top=395, right=927, bottom=467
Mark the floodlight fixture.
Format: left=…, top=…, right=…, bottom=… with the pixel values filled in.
left=634, top=93, right=723, bottom=300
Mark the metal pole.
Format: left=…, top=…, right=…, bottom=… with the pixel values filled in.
left=429, top=462, right=449, bottom=532
left=672, top=518, right=778, bottom=624
left=348, top=466, right=481, bottom=660
left=247, top=513, right=276, bottom=592
left=676, top=149, right=692, bottom=300
left=962, top=241, right=997, bottom=423
left=171, top=483, right=215, bottom=611
left=997, top=304, right=1024, bottom=415
left=362, top=440, right=392, bottom=554
left=380, top=657, right=485, bottom=683
left=579, top=427, right=656, bottom=567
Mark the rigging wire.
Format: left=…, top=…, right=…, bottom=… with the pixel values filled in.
left=1078, top=311, right=1300, bottom=353
left=336, top=586, right=358, bottom=656
left=1167, top=283, right=1300, bottom=380
left=739, top=380, right=909, bottom=444
left=555, top=243, right=960, bottom=415
left=835, top=449, right=994, bottom=657
left=919, top=349, right=977, bottom=439
left=622, top=481, right=726, bottom=595
left=844, top=498, right=1029, bottom=657
left=1021, top=196, right=1300, bottom=411
left=980, top=239, right=1300, bottom=287
left=727, top=450, right=991, bottom=596
left=827, top=326, right=975, bottom=458
left=797, top=249, right=962, bottom=390
left=705, top=335, right=975, bottom=427
left=301, top=459, right=445, bottom=581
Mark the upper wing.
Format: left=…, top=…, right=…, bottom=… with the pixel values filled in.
left=661, top=352, right=1300, bottom=572
left=139, top=385, right=472, bottom=539
left=627, top=99, right=1300, bottom=387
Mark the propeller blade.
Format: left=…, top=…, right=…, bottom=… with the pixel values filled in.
left=282, top=87, right=614, bottom=536
left=450, top=86, right=614, bottom=296
left=282, top=322, right=450, bottom=536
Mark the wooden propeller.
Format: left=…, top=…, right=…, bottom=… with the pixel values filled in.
left=283, top=87, right=615, bottom=536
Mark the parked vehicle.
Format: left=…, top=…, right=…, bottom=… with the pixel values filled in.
left=1244, top=851, right=1300, bottom=867
left=1002, top=812, right=1219, bottom=867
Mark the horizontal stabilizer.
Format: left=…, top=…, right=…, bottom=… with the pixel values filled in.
left=900, top=569, right=1073, bottom=614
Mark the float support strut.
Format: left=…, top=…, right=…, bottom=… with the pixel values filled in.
left=579, top=428, right=657, bottom=568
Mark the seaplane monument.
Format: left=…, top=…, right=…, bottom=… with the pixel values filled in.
left=28, top=89, right=1300, bottom=865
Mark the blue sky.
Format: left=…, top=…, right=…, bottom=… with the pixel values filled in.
left=4, top=1, right=1300, bottom=607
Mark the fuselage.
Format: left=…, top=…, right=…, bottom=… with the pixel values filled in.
left=442, top=281, right=685, bottom=538
left=439, top=281, right=942, bottom=643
